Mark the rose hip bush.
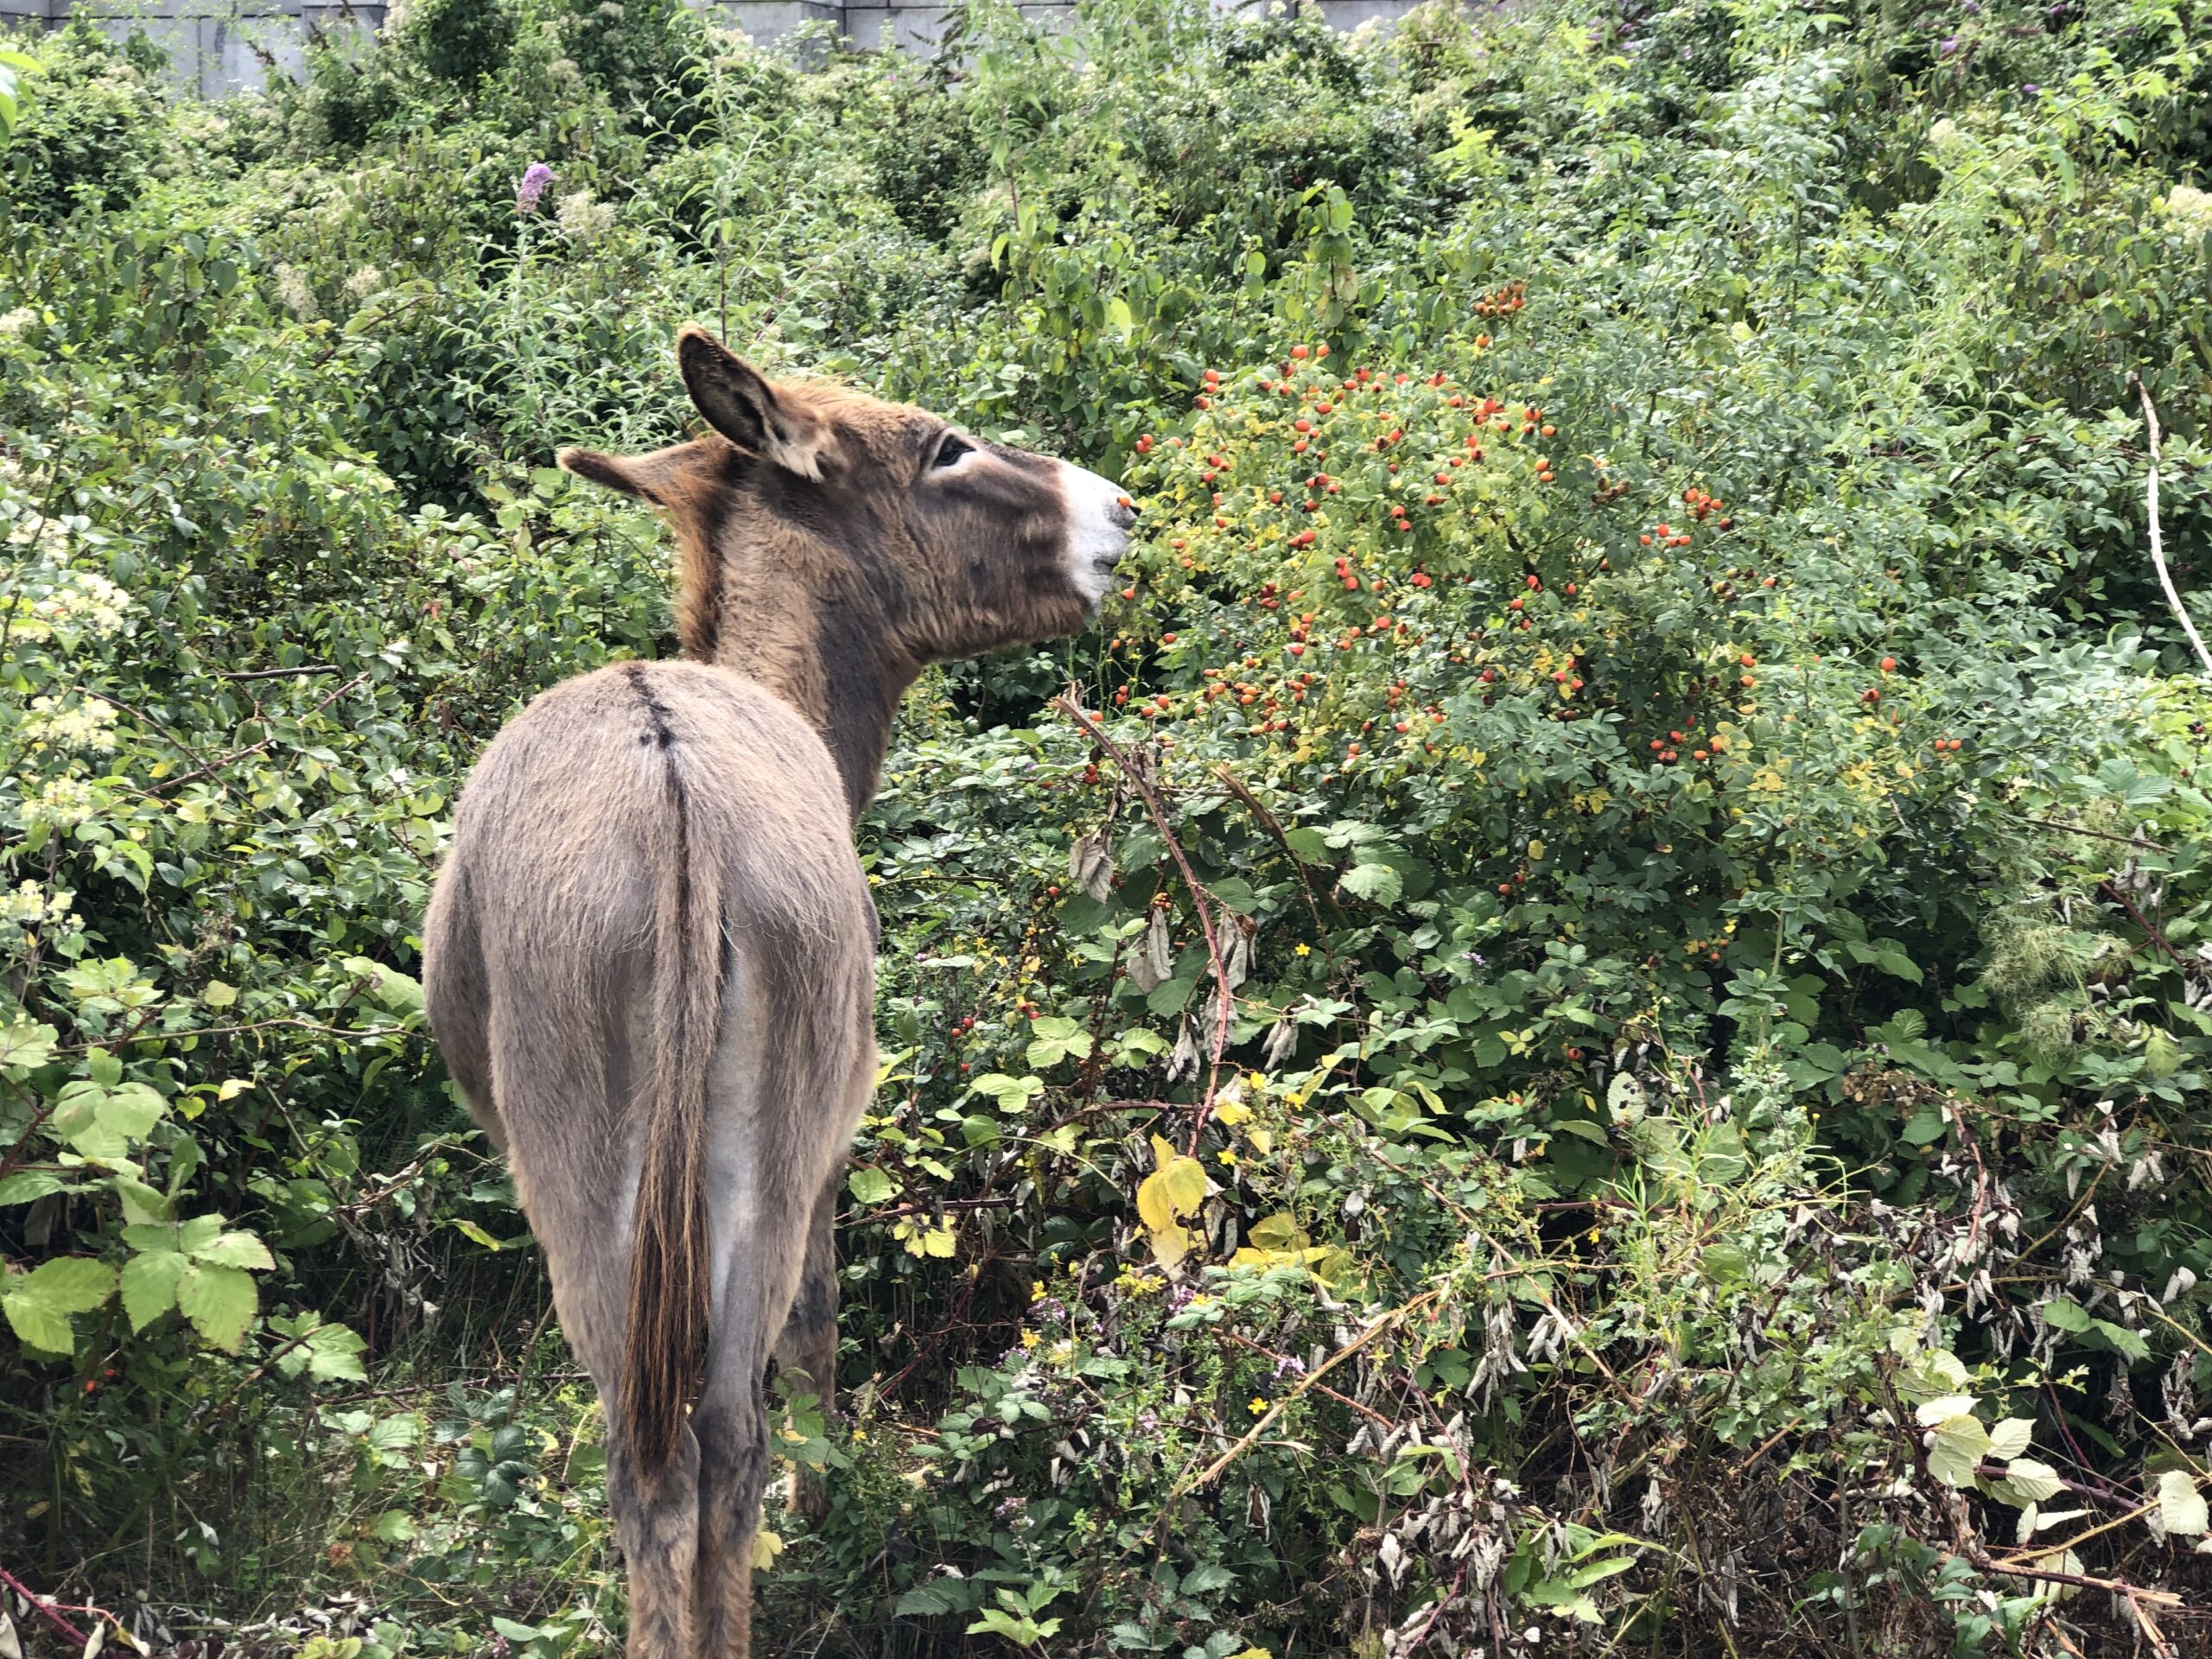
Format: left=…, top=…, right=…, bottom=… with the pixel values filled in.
left=2, top=0, right=2210, bottom=1656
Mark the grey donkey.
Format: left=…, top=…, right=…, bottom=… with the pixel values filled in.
left=422, top=326, right=1135, bottom=1656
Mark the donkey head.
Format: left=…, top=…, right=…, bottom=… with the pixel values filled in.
left=558, top=328, right=1135, bottom=670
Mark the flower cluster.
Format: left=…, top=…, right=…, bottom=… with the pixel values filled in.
left=20, top=696, right=120, bottom=754
left=7, top=569, right=135, bottom=644
left=22, top=778, right=100, bottom=832
left=0, top=880, right=73, bottom=929
left=2162, top=183, right=2212, bottom=238
left=516, top=162, right=554, bottom=215
left=556, top=189, right=616, bottom=245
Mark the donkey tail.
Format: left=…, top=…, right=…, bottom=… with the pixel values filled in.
left=621, top=669, right=724, bottom=1483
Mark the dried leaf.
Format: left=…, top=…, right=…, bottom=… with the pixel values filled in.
left=1069, top=830, right=1115, bottom=902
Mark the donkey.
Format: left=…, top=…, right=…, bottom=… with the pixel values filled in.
left=421, top=326, right=1134, bottom=1657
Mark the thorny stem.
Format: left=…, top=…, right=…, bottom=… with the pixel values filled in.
left=1052, top=691, right=1237, bottom=1156
left=0, top=1564, right=93, bottom=1646
left=1212, top=762, right=1331, bottom=957
left=2095, top=878, right=2191, bottom=974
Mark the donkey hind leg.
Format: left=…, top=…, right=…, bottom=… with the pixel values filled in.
left=491, top=1008, right=700, bottom=1659
left=693, top=1027, right=872, bottom=1658
left=422, top=864, right=505, bottom=1157
left=772, top=1168, right=842, bottom=1523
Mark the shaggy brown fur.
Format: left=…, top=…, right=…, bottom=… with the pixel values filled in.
left=423, top=327, right=1130, bottom=1658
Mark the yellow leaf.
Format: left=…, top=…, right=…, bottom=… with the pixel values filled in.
left=1149, top=1133, right=1179, bottom=1169
left=1136, top=1168, right=1179, bottom=1235
left=1148, top=1218, right=1192, bottom=1268
left=1160, top=1155, right=1210, bottom=1216
left=920, top=1225, right=957, bottom=1258
left=1213, top=1100, right=1254, bottom=1128
left=751, top=1528, right=784, bottom=1571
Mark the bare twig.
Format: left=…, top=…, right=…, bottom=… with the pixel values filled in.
left=2010, top=814, right=2171, bottom=852
left=1179, top=1290, right=1439, bottom=1494
left=148, top=672, right=371, bottom=796
left=2133, top=377, right=2212, bottom=676
left=219, top=664, right=342, bottom=680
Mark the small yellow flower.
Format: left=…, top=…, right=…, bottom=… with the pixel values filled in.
left=1031, top=1281, right=1046, bottom=1302
left=851, top=1427, right=867, bottom=1442
left=1218, top=1149, right=1238, bottom=1166
left=1249, top=1396, right=1270, bottom=1415
left=1294, top=943, right=1312, bottom=957
left=1020, top=1330, right=1041, bottom=1349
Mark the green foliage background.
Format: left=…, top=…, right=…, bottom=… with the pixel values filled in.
left=1, top=0, right=2210, bottom=1653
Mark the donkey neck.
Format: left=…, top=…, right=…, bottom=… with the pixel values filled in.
left=698, top=574, right=918, bottom=823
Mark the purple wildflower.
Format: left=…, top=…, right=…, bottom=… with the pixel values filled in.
left=517, top=162, right=554, bottom=215
left=1938, top=35, right=1958, bottom=54
left=2023, top=82, right=2041, bottom=94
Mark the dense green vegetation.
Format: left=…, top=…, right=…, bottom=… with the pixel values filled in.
left=1, top=0, right=2209, bottom=1651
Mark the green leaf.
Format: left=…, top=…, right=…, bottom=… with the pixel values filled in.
left=1928, top=1414, right=1990, bottom=1488
left=0, top=1171, right=70, bottom=1206
left=3, top=1288, right=74, bottom=1356
left=290, top=1322, right=368, bottom=1382
left=2091, top=1318, right=2150, bottom=1362
left=0, top=1018, right=57, bottom=1071
left=1867, top=938, right=1923, bottom=983
left=53, top=1081, right=171, bottom=1160
left=1987, top=1417, right=2035, bottom=1460
left=341, top=957, right=425, bottom=1014
left=2156, top=1470, right=2208, bottom=1538
left=1339, top=862, right=1403, bottom=904
left=2041, top=1296, right=2092, bottom=1332
left=3, top=1256, right=117, bottom=1356
left=2001, top=1458, right=2065, bottom=1504
left=848, top=1166, right=896, bottom=1205
left=1899, top=1105, right=1948, bottom=1146
left=1025, top=1016, right=1094, bottom=1070
left=21, top=1255, right=118, bottom=1313
left=371, top=1510, right=417, bottom=1543
left=176, top=1260, right=257, bottom=1351
left=968, top=1072, right=1044, bottom=1114
left=190, top=1230, right=274, bottom=1270
left=115, top=1178, right=172, bottom=1224
left=120, top=1249, right=186, bottom=1332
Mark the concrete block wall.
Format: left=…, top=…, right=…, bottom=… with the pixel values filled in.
left=1, top=0, right=1423, bottom=96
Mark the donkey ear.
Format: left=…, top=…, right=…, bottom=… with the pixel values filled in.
left=676, top=326, right=832, bottom=480
left=556, top=443, right=691, bottom=505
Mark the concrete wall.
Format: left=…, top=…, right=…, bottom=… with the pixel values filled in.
left=0, top=0, right=1425, bottom=96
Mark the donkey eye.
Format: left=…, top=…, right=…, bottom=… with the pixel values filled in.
left=932, top=434, right=973, bottom=470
